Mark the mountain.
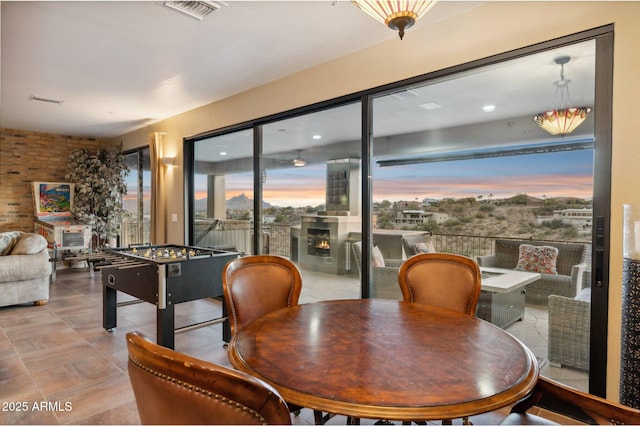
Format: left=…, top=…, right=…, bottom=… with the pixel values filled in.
left=226, top=193, right=273, bottom=210
left=189, top=194, right=275, bottom=212
left=226, top=193, right=252, bottom=210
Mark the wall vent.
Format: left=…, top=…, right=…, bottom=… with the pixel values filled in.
left=31, top=95, right=63, bottom=105
left=161, top=1, right=221, bottom=21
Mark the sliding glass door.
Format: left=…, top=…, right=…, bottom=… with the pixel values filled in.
left=186, top=28, right=612, bottom=394
left=261, top=103, right=362, bottom=303
left=122, top=147, right=151, bottom=246
left=192, top=129, right=254, bottom=254
left=370, top=40, right=596, bottom=391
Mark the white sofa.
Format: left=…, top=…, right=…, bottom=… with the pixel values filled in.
left=0, top=231, right=51, bottom=307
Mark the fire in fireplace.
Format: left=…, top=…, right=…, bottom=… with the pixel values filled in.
left=308, top=228, right=331, bottom=257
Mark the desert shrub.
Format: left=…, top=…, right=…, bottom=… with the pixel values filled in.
left=443, top=219, right=460, bottom=227
left=542, top=218, right=572, bottom=229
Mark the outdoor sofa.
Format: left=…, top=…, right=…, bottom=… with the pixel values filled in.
left=476, top=239, right=589, bottom=304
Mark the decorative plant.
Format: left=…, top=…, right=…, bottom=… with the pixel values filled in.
left=65, top=146, right=130, bottom=248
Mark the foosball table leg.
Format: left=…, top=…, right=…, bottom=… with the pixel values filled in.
left=103, top=284, right=117, bottom=332
left=157, top=303, right=175, bottom=349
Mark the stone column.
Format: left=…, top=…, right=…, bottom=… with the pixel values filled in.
left=621, top=205, right=640, bottom=409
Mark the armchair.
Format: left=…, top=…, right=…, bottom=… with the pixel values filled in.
left=352, top=241, right=402, bottom=300
left=401, top=233, right=436, bottom=258
left=548, top=285, right=591, bottom=370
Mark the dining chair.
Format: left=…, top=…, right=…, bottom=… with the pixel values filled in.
left=126, top=331, right=292, bottom=425
left=398, top=253, right=481, bottom=426
left=222, top=254, right=306, bottom=417
left=499, top=375, right=640, bottom=425
left=397, top=252, right=482, bottom=316
left=222, top=254, right=302, bottom=336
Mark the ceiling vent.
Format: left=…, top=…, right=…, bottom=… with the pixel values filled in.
left=30, top=95, right=63, bottom=105
left=161, top=1, right=221, bottom=21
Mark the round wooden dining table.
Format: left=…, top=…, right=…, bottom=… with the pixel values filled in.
left=228, top=298, right=539, bottom=422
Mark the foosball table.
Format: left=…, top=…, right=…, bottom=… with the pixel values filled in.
left=99, top=244, right=238, bottom=349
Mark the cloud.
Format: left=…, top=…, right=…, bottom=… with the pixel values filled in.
left=372, top=173, right=593, bottom=201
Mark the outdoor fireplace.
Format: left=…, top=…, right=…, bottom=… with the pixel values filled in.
left=299, top=215, right=359, bottom=274
left=298, top=159, right=361, bottom=275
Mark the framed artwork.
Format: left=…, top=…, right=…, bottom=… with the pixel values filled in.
left=32, top=182, right=75, bottom=217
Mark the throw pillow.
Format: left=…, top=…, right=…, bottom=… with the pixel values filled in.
left=0, top=231, right=21, bottom=256
left=11, top=233, right=47, bottom=255
left=515, top=244, right=559, bottom=274
left=372, top=245, right=385, bottom=268
left=414, top=241, right=436, bottom=254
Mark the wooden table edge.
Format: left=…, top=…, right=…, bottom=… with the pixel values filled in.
left=228, top=334, right=540, bottom=421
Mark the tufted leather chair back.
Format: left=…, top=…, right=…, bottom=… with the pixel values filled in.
left=223, top=255, right=302, bottom=337
left=398, top=253, right=481, bottom=316
left=126, top=331, right=292, bottom=425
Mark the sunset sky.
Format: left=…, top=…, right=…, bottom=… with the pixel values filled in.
left=192, top=149, right=594, bottom=208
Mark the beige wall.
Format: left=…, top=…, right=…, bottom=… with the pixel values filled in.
left=111, top=1, right=640, bottom=399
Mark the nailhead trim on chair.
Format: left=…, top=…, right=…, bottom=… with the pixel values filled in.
left=129, top=357, right=268, bottom=424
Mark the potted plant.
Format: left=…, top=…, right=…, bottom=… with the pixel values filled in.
left=65, top=146, right=130, bottom=249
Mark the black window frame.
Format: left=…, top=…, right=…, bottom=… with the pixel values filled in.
left=184, top=25, right=613, bottom=395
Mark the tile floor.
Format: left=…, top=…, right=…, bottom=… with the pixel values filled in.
left=0, top=267, right=586, bottom=424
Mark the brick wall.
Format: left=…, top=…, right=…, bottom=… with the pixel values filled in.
left=0, top=128, right=106, bottom=232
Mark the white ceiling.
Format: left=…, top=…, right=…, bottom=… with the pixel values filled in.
left=194, top=38, right=596, bottom=169
left=1, top=0, right=486, bottom=139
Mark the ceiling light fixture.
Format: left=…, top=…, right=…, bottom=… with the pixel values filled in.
left=292, top=150, right=307, bottom=167
left=533, top=56, right=592, bottom=136
left=352, top=0, right=437, bottom=40
left=161, top=1, right=221, bottom=21
left=418, top=102, right=442, bottom=110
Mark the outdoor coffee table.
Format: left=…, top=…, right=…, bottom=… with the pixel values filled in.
left=478, top=267, right=541, bottom=328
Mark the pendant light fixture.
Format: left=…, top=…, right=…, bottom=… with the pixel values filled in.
left=533, top=56, right=592, bottom=136
left=352, top=0, right=437, bottom=40
left=292, top=150, right=306, bottom=167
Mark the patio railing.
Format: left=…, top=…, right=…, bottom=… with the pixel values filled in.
left=191, top=219, right=591, bottom=260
